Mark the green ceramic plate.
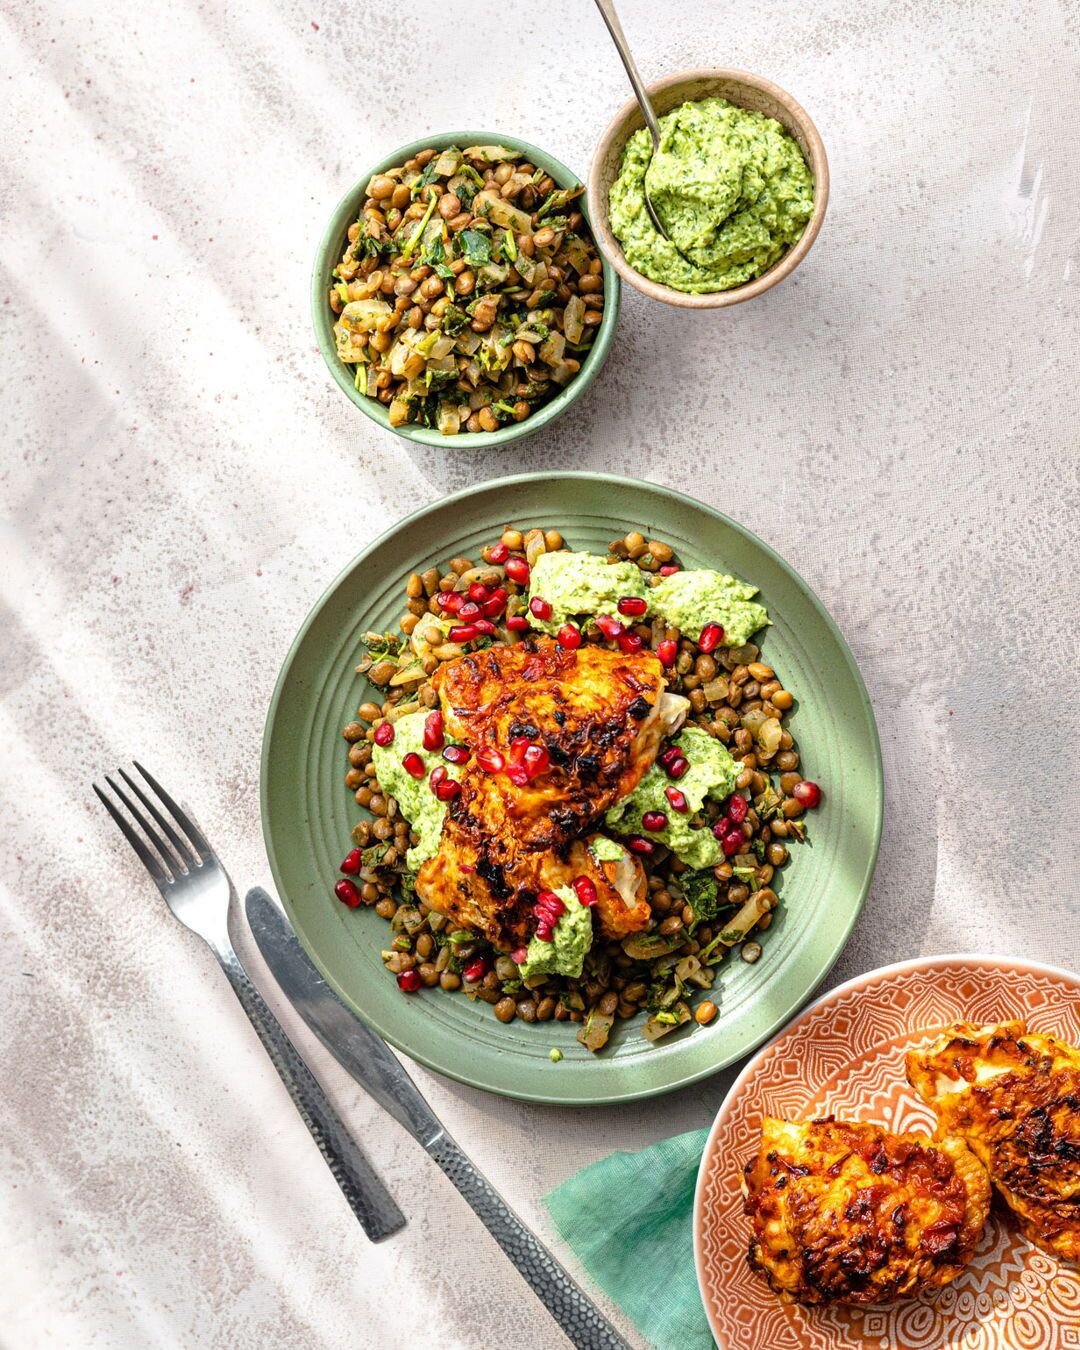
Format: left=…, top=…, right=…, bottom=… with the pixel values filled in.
left=260, top=474, right=882, bottom=1105
left=311, top=131, right=621, bottom=449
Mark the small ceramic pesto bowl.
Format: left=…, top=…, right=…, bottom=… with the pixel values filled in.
left=312, top=131, right=621, bottom=449
left=588, top=70, right=829, bottom=310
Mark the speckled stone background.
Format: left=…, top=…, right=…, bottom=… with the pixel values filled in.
left=2, top=0, right=1079, bottom=1346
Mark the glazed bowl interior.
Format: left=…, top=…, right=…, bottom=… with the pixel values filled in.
left=312, top=131, right=621, bottom=449
left=588, top=70, right=829, bottom=310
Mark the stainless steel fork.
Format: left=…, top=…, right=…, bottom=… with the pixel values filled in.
left=93, top=762, right=405, bottom=1242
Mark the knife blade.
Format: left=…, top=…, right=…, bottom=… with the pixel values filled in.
left=245, top=887, right=631, bottom=1350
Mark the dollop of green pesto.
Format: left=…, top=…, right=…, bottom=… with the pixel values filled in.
left=526, top=550, right=646, bottom=635
left=605, top=726, right=741, bottom=868
left=588, top=835, right=629, bottom=864
left=609, top=97, right=814, bottom=294
left=518, top=886, right=594, bottom=980
left=528, top=550, right=769, bottom=649
left=370, top=712, right=464, bottom=869
left=649, top=569, right=769, bottom=646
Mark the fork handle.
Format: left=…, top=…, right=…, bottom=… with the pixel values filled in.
left=214, top=941, right=406, bottom=1242
left=426, top=1132, right=631, bottom=1350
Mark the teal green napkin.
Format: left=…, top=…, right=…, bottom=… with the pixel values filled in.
left=543, top=1128, right=713, bottom=1350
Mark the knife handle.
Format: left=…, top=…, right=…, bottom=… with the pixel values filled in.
left=426, top=1133, right=630, bottom=1350
left=214, top=939, right=406, bottom=1242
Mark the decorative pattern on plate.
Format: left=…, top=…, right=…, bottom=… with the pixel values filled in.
left=694, top=957, right=1080, bottom=1350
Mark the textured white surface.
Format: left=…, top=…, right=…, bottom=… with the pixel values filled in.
left=2, top=0, right=1079, bottom=1347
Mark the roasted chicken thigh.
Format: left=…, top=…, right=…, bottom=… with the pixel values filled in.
left=743, top=1117, right=991, bottom=1305
left=907, top=1021, right=1080, bottom=1263
left=415, top=638, right=687, bottom=949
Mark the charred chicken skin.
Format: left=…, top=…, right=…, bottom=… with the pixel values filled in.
left=743, top=1117, right=991, bottom=1305
left=415, top=638, right=686, bottom=950
left=906, top=1021, right=1080, bottom=1263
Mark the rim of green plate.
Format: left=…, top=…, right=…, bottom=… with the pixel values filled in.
left=260, top=472, right=883, bottom=1105
left=311, top=131, right=622, bottom=449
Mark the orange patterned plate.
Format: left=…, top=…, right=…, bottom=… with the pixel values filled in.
left=693, top=955, right=1080, bottom=1350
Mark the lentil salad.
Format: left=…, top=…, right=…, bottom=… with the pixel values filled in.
left=335, top=527, right=822, bottom=1054
left=328, top=145, right=607, bottom=435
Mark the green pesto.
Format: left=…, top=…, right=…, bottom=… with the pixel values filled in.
left=605, top=726, right=741, bottom=868
left=526, top=550, right=646, bottom=635
left=519, top=885, right=593, bottom=980
left=650, top=569, right=769, bottom=646
left=529, top=549, right=768, bottom=649
left=588, top=835, right=628, bottom=863
left=609, top=97, right=814, bottom=294
left=370, top=712, right=464, bottom=869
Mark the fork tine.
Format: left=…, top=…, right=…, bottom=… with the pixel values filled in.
left=133, top=760, right=212, bottom=858
left=93, top=782, right=171, bottom=887
left=118, top=767, right=197, bottom=869
left=105, top=773, right=182, bottom=877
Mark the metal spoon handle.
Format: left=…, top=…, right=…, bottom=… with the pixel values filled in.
left=593, top=0, right=662, bottom=146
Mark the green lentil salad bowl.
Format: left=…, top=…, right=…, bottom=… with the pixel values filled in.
left=312, top=132, right=621, bottom=448
left=261, top=473, right=883, bottom=1106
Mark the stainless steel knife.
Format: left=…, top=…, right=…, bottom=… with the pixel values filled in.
left=245, top=887, right=632, bottom=1350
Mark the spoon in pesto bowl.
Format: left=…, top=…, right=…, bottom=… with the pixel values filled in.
left=592, top=0, right=693, bottom=260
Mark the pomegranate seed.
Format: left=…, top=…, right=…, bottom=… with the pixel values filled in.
left=340, top=848, right=362, bottom=874
left=428, top=765, right=447, bottom=791
left=435, top=777, right=461, bottom=802
left=557, top=623, right=582, bottom=649
left=627, top=836, right=655, bottom=856
left=535, top=924, right=554, bottom=942
left=617, top=596, right=648, bottom=617
left=442, top=744, right=470, bottom=764
left=572, top=876, right=597, bottom=907
left=642, top=810, right=668, bottom=832
left=449, top=623, right=479, bottom=643
left=657, top=639, right=678, bottom=667
left=726, top=793, right=748, bottom=823
left=507, top=765, right=529, bottom=786
left=665, top=786, right=689, bottom=813
left=665, top=755, right=690, bottom=780
left=482, top=588, right=507, bottom=617
left=436, top=590, right=464, bottom=613
left=698, top=622, right=725, bottom=654
left=476, top=746, right=504, bottom=773
left=720, top=828, right=744, bottom=857
left=402, top=752, right=425, bottom=779
left=396, top=968, right=421, bottom=993
left=511, top=946, right=529, bottom=964
left=462, top=956, right=489, bottom=983
left=504, top=556, right=530, bottom=584
left=334, top=878, right=361, bottom=908
left=529, top=596, right=553, bottom=621
left=535, top=890, right=566, bottom=916
left=659, top=745, right=681, bottom=767
left=659, top=564, right=680, bottom=576
left=373, top=721, right=395, bottom=747
left=457, top=601, right=482, bottom=622
left=793, top=780, right=822, bottom=808
left=508, top=735, right=532, bottom=761
left=472, top=618, right=497, bottom=636
left=488, top=541, right=510, bottom=564
left=595, top=614, right=624, bottom=640
left=468, top=581, right=490, bottom=603
left=423, top=710, right=444, bottom=751
left=522, top=744, right=550, bottom=778
left=506, top=614, right=531, bottom=633
left=618, top=631, right=644, bottom=654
